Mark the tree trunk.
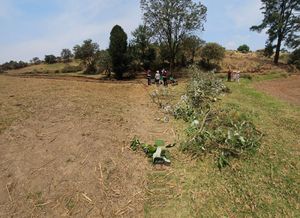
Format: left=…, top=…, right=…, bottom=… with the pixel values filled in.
left=191, top=50, right=195, bottom=64
left=274, top=35, right=282, bottom=65
left=170, top=58, right=175, bottom=74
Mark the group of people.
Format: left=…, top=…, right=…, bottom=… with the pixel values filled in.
left=146, top=69, right=177, bottom=86
left=227, top=70, right=240, bottom=83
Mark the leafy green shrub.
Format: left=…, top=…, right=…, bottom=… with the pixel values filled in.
left=288, top=48, right=300, bottom=69
left=61, top=65, right=83, bottom=73
left=237, top=44, right=250, bottom=53
left=264, top=43, right=274, bottom=58
left=84, top=63, right=98, bottom=74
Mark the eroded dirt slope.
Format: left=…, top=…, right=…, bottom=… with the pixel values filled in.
left=0, top=76, right=174, bottom=217
left=255, top=75, right=300, bottom=105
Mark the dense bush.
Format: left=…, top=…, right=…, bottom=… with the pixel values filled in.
left=200, top=43, right=225, bottom=69
left=237, top=44, right=250, bottom=53
left=264, top=43, right=274, bottom=58
left=84, top=63, right=98, bottom=74
left=1, top=60, right=28, bottom=70
left=44, top=55, right=57, bottom=64
left=288, top=48, right=300, bottom=69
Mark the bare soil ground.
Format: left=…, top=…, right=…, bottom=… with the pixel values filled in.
left=0, top=75, right=174, bottom=217
left=255, top=74, right=300, bottom=105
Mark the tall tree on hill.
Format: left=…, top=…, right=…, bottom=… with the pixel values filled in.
left=44, top=55, right=57, bottom=64
left=73, top=39, right=99, bottom=74
left=61, top=49, right=73, bottom=63
left=109, top=25, right=128, bottom=80
left=250, top=0, right=300, bottom=64
left=140, top=0, right=207, bottom=71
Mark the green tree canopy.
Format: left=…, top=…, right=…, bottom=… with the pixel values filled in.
left=44, top=55, right=57, bottom=64
left=131, top=25, right=156, bottom=69
left=182, top=35, right=205, bottom=63
left=251, top=0, right=300, bottom=64
left=109, top=25, right=128, bottom=79
left=73, top=39, right=99, bottom=74
left=140, top=0, right=207, bottom=71
left=30, top=57, right=41, bottom=65
left=61, top=49, right=73, bottom=63
left=237, top=44, right=250, bottom=53
left=200, top=43, right=225, bottom=65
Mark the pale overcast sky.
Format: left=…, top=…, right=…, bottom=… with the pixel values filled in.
left=0, top=0, right=268, bottom=63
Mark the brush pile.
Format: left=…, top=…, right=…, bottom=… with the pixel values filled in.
left=171, top=66, right=262, bottom=168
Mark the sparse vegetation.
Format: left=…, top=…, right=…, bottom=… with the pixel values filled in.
left=1, top=1, right=299, bottom=217
left=61, top=65, right=83, bottom=73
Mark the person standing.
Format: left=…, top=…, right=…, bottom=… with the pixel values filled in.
left=236, top=71, right=240, bottom=83
left=155, top=71, right=160, bottom=86
left=162, top=69, right=168, bottom=86
left=147, top=69, right=152, bottom=85
left=227, top=69, right=232, bottom=82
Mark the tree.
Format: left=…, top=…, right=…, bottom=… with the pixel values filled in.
left=109, top=25, right=128, bottom=79
left=73, top=39, right=99, bottom=74
left=98, top=49, right=112, bottom=76
left=131, top=25, right=156, bottom=69
left=1, top=60, right=28, bottom=70
left=140, top=0, right=207, bottom=71
left=61, top=49, right=73, bottom=63
left=237, top=44, right=250, bottom=53
left=30, top=57, right=41, bottom=65
left=200, top=43, right=225, bottom=66
left=44, top=55, right=57, bottom=64
left=250, top=0, right=300, bottom=64
left=182, top=35, right=205, bottom=63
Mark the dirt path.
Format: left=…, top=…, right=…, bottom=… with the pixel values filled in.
left=254, top=75, right=300, bottom=105
left=0, top=76, right=175, bottom=217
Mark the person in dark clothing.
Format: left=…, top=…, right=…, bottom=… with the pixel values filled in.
left=162, top=70, right=168, bottom=86
left=227, top=69, right=232, bottom=82
left=146, top=69, right=152, bottom=85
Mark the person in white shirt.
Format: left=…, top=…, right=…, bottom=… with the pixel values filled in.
left=155, top=71, right=160, bottom=86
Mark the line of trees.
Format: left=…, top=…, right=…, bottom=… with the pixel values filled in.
left=2, top=0, right=299, bottom=75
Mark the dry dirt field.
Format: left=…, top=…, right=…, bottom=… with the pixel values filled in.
left=255, top=74, right=300, bottom=105
left=0, top=75, right=174, bottom=217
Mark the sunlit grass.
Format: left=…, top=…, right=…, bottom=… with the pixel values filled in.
left=145, top=74, right=300, bottom=217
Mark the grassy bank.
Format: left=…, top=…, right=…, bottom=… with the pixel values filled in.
left=145, top=74, right=300, bottom=217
